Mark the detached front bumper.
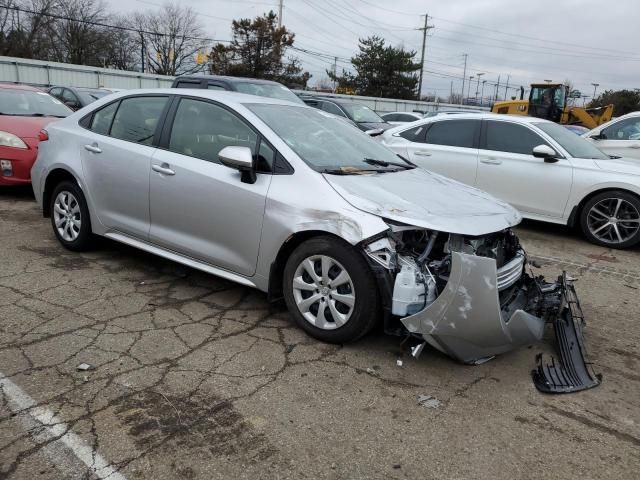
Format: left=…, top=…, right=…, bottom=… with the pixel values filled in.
left=400, top=251, right=601, bottom=393
left=401, top=250, right=545, bottom=364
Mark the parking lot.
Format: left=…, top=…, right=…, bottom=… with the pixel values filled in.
left=0, top=185, right=639, bottom=479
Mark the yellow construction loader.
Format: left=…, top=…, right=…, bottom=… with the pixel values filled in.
left=491, top=83, right=614, bottom=129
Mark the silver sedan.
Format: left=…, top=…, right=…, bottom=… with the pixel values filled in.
left=30, top=90, right=598, bottom=391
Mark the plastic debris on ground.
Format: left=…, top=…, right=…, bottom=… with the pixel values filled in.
left=417, top=394, right=441, bottom=409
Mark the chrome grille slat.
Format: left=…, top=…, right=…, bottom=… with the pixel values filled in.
left=497, top=251, right=525, bottom=290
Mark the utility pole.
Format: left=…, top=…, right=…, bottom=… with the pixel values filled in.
left=495, top=75, right=501, bottom=102
left=450, top=80, right=453, bottom=103
left=480, top=80, right=486, bottom=106
left=504, top=74, right=510, bottom=99
left=278, top=0, right=283, bottom=28
left=417, top=14, right=433, bottom=100
left=139, top=32, right=145, bottom=73
left=460, top=53, right=468, bottom=105
left=467, top=76, right=474, bottom=103
left=332, top=56, right=337, bottom=92
left=475, top=72, right=484, bottom=104
left=591, top=82, right=600, bottom=100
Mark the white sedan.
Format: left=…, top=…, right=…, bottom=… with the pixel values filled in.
left=584, top=111, right=640, bottom=160
left=381, top=113, right=640, bottom=248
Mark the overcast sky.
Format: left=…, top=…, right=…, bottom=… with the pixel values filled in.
left=111, top=0, right=638, bottom=100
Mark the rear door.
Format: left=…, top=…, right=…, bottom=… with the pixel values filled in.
left=149, top=96, right=272, bottom=276
left=80, top=95, right=170, bottom=238
left=404, top=118, right=480, bottom=185
left=476, top=120, right=573, bottom=218
left=592, top=116, right=640, bottom=160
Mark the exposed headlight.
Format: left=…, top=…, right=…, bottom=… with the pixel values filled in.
left=0, top=131, right=27, bottom=149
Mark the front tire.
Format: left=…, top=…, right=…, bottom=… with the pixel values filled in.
left=283, top=236, right=380, bottom=344
left=50, top=181, right=93, bottom=251
left=579, top=190, right=640, bottom=248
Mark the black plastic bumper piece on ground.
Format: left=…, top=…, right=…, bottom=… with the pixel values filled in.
left=532, top=273, right=602, bottom=394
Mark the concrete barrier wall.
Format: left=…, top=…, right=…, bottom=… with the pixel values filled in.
left=0, top=55, right=488, bottom=114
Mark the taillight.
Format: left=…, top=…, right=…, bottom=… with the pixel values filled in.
left=38, top=129, right=49, bottom=141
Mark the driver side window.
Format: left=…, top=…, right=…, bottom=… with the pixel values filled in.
left=602, top=117, right=640, bottom=141
left=168, top=98, right=257, bottom=164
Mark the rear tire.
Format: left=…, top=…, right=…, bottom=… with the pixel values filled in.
left=579, top=190, right=640, bottom=248
left=283, top=236, right=380, bottom=344
left=49, top=181, right=93, bottom=251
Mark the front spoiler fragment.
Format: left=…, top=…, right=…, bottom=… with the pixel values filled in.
left=532, top=273, right=602, bottom=394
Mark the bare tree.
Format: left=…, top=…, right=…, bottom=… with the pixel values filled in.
left=48, top=0, right=108, bottom=65
left=0, top=0, right=58, bottom=59
left=133, top=3, right=208, bottom=76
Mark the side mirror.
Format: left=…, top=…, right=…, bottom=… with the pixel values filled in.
left=532, top=144, right=559, bottom=163
left=64, top=101, right=79, bottom=110
left=218, top=146, right=256, bottom=184
left=589, top=132, right=605, bottom=140
left=365, top=128, right=384, bottom=137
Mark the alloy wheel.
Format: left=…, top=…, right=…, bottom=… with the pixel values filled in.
left=292, top=255, right=356, bottom=330
left=53, top=191, right=82, bottom=242
left=587, top=197, right=640, bottom=244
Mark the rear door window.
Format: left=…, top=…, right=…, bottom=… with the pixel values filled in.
left=110, top=96, right=168, bottom=145
left=424, top=120, right=478, bottom=148
left=90, top=101, right=119, bottom=135
left=175, top=81, right=202, bottom=89
left=484, top=121, right=549, bottom=154
left=321, top=102, right=345, bottom=117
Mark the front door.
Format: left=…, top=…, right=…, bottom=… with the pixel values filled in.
left=149, top=97, right=271, bottom=277
left=80, top=95, right=169, bottom=238
left=476, top=120, right=573, bottom=218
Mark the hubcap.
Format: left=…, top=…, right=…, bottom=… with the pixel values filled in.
left=53, top=191, right=81, bottom=242
left=292, top=255, right=355, bottom=330
left=587, top=197, right=640, bottom=244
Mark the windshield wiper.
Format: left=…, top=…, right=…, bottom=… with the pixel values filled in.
left=363, top=158, right=415, bottom=170
left=321, top=167, right=382, bottom=175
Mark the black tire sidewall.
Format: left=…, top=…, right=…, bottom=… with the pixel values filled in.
left=50, top=181, right=93, bottom=251
left=283, top=236, right=380, bottom=344
left=580, top=190, right=640, bottom=248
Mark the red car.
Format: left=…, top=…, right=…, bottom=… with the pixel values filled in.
left=0, top=83, right=72, bottom=186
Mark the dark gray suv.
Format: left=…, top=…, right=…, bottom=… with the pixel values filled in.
left=171, top=75, right=304, bottom=104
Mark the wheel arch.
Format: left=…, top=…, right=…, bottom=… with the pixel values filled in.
left=42, top=168, right=80, bottom=218
left=568, top=187, right=640, bottom=227
left=266, top=230, right=362, bottom=302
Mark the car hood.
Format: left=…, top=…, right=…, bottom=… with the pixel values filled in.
left=0, top=116, right=61, bottom=138
left=323, top=168, right=522, bottom=235
left=594, top=157, right=640, bottom=175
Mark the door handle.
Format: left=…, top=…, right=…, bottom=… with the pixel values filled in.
left=84, top=143, right=101, bottom=154
left=152, top=163, right=175, bottom=176
left=630, top=144, right=640, bottom=149
left=414, top=150, right=432, bottom=157
left=480, top=158, right=502, bottom=165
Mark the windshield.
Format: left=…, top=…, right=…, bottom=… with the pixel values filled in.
left=248, top=104, right=410, bottom=171
left=535, top=122, right=609, bottom=159
left=340, top=103, right=384, bottom=123
left=0, top=89, right=72, bottom=117
left=234, top=82, right=304, bottom=104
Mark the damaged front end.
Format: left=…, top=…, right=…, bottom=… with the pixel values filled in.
left=364, top=225, right=601, bottom=393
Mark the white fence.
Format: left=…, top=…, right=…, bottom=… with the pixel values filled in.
left=0, top=55, right=488, bottom=114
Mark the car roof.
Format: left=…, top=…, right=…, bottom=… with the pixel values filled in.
left=0, top=83, right=43, bottom=91
left=174, top=75, right=284, bottom=86
left=382, top=111, right=422, bottom=115
left=87, top=88, right=311, bottom=109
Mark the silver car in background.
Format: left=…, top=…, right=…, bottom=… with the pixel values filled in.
left=31, top=90, right=599, bottom=392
